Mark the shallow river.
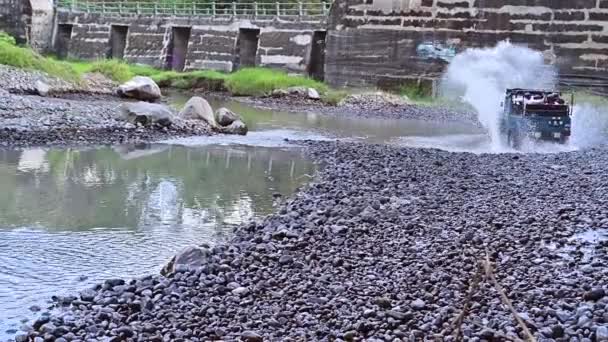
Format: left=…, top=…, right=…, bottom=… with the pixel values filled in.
left=0, top=95, right=490, bottom=339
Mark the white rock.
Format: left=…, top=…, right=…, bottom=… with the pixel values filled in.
left=232, top=287, right=250, bottom=296
left=179, top=96, right=216, bottom=127
left=117, top=76, right=161, bottom=101
left=161, top=246, right=211, bottom=276
left=307, top=88, right=320, bottom=100
left=35, top=80, right=50, bottom=97
left=218, top=119, right=248, bottom=135
left=121, top=102, right=173, bottom=127
left=215, top=107, right=240, bottom=127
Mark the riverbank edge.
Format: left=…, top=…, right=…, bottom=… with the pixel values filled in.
left=0, top=63, right=479, bottom=148
left=17, top=139, right=608, bottom=341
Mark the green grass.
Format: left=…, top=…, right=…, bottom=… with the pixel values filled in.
left=87, top=59, right=134, bottom=83
left=321, top=89, right=348, bottom=106
left=0, top=31, right=81, bottom=83
left=398, top=83, right=432, bottom=102
left=0, top=31, right=340, bottom=100
left=150, top=67, right=331, bottom=97
left=0, top=32, right=16, bottom=45
left=67, top=59, right=161, bottom=83
left=151, top=69, right=226, bottom=89
left=225, top=68, right=328, bottom=96
left=126, top=64, right=159, bottom=77
left=68, top=60, right=93, bottom=75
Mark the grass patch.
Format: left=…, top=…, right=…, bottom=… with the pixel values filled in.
left=87, top=59, right=134, bottom=83
left=67, top=59, right=162, bottom=83
left=321, top=90, right=349, bottom=106
left=127, top=64, right=160, bottom=77
left=151, top=70, right=227, bottom=90
left=0, top=32, right=16, bottom=45
left=0, top=32, right=341, bottom=99
left=225, top=68, right=328, bottom=96
left=0, top=31, right=81, bottom=83
left=150, top=67, right=330, bottom=97
left=398, top=83, right=432, bottom=102
left=56, top=58, right=165, bottom=84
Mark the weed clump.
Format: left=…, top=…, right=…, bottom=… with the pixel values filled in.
left=225, top=68, right=328, bottom=96
left=0, top=31, right=80, bottom=82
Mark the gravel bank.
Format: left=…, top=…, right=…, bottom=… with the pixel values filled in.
left=21, top=141, right=608, bottom=341
left=242, top=95, right=480, bottom=125
left=0, top=65, right=116, bottom=96
left=0, top=66, right=213, bottom=147
left=0, top=91, right=212, bottom=147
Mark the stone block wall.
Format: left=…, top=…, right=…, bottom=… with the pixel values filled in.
left=0, top=0, right=31, bottom=44
left=0, top=0, right=53, bottom=52
left=56, top=11, right=326, bottom=74
left=29, top=0, right=54, bottom=52
left=258, top=30, right=314, bottom=70
left=326, top=0, right=608, bottom=87
left=186, top=25, right=237, bottom=71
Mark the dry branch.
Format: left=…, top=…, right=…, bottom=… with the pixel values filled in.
left=483, top=249, right=536, bottom=342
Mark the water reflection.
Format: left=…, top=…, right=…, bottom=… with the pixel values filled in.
left=165, top=91, right=483, bottom=145
left=0, top=144, right=316, bottom=336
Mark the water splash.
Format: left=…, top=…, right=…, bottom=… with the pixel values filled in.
left=571, top=103, right=608, bottom=148
left=441, top=41, right=557, bottom=151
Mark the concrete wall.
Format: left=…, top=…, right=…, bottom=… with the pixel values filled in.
left=326, top=0, right=608, bottom=87
left=29, top=0, right=54, bottom=52
left=0, top=0, right=53, bottom=51
left=0, top=0, right=31, bottom=44
left=56, top=11, right=326, bottom=74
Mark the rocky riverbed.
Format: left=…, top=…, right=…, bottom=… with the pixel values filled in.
left=18, top=141, right=608, bottom=341
left=0, top=64, right=483, bottom=147
left=0, top=90, right=213, bottom=147
left=0, top=66, right=217, bottom=147
left=242, top=92, right=479, bottom=126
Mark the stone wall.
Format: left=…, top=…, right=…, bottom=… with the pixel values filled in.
left=0, top=0, right=31, bottom=44
left=326, top=0, right=608, bottom=88
left=56, top=11, right=326, bottom=74
left=0, top=0, right=53, bottom=52
left=29, top=0, right=54, bottom=52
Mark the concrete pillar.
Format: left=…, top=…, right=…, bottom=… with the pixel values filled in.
left=0, top=0, right=30, bottom=44
left=29, top=0, right=54, bottom=52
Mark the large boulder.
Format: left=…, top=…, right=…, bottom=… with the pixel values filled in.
left=215, top=107, right=240, bottom=127
left=121, top=102, right=173, bottom=127
left=218, top=119, right=248, bottom=135
left=178, top=96, right=217, bottom=127
left=117, top=76, right=161, bottom=101
left=161, top=246, right=211, bottom=276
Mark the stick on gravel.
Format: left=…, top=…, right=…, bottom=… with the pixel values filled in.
left=451, top=261, right=483, bottom=341
left=483, top=250, right=536, bottom=342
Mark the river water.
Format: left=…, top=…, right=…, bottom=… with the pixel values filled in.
left=0, top=95, right=485, bottom=339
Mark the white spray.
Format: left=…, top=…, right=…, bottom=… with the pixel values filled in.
left=571, top=103, right=608, bottom=148
left=441, top=41, right=557, bottom=151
